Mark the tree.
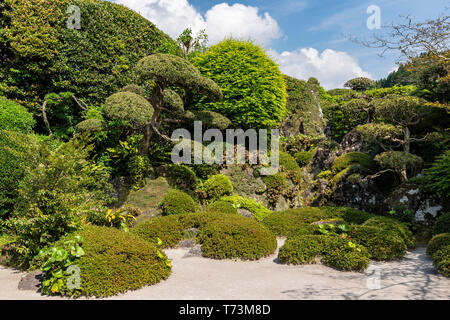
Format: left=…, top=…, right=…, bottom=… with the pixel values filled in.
left=344, top=77, right=376, bottom=91
left=177, top=28, right=208, bottom=59
left=192, top=39, right=287, bottom=129
left=374, top=151, right=423, bottom=182
left=79, top=53, right=224, bottom=155
left=342, top=98, right=374, bottom=123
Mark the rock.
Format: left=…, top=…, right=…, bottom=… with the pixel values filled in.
left=178, top=239, right=196, bottom=248
left=18, top=270, right=43, bottom=291
left=238, top=209, right=254, bottom=219
left=183, top=245, right=202, bottom=258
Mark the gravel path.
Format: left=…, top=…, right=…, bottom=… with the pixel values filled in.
left=1, top=240, right=449, bottom=300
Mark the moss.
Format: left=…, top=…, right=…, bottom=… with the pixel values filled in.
left=262, top=173, right=287, bottom=190
left=294, top=149, right=315, bottom=167
left=219, top=195, right=271, bottom=222
left=206, top=201, right=238, bottom=214
left=132, top=215, right=185, bottom=248
left=317, top=170, right=333, bottom=179
left=203, top=174, right=233, bottom=201
left=427, top=233, right=450, bottom=256
left=332, top=152, right=375, bottom=173
left=160, top=189, right=197, bottom=216
left=433, top=213, right=450, bottom=235
left=432, top=245, right=450, bottom=277
left=54, top=226, right=171, bottom=297
left=198, top=214, right=277, bottom=260
left=279, top=151, right=301, bottom=172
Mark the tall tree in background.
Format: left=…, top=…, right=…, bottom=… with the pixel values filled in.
left=177, top=28, right=209, bottom=59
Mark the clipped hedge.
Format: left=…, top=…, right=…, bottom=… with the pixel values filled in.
left=278, top=235, right=370, bottom=271
left=198, top=214, right=277, bottom=260
left=132, top=215, right=185, bottom=248
left=432, top=245, right=450, bottom=277
left=54, top=226, right=171, bottom=297
left=321, top=207, right=374, bottom=225
left=219, top=195, right=271, bottom=222
left=160, top=189, right=197, bottom=216
left=0, top=97, right=35, bottom=133
left=206, top=201, right=238, bottom=214
left=427, top=233, right=450, bottom=256
left=203, top=174, right=233, bottom=201
left=362, top=216, right=415, bottom=249
left=433, top=213, right=450, bottom=235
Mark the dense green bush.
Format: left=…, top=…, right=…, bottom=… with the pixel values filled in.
left=294, top=149, right=315, bottom=167
left=198, top=214, right=277, bottom=260
left=321, top=207, right=374, bottom=225
left=51, top=226, right=171, bottom=297
left=0, top=131, right=39, bottom=220
left=219, top=195, right=271, bottom=221
left=362, top=216, right=415, bottom=249
left=422, top=151, right=450, bottom=199
left=427, top=233, right=450, bottom=256
left=262, top=173, right=287, bottom=190
left=278, top=235, right=369, bottom=271
left=432, top=245, right=450, bottom=277
left=192, top=39, right=287, bottom=128
left=206, top=201, right=238, bottom=215
left=279, top=151, right=301, bottom=172
left=160, top=189, right=197, bottom=216
left=132, top=215, right=185, bottom=248
left=262, top=208, right=326, bottom=236
left=344, top=77, right=376, bottom=91
left=1, top=0, right=180, bottom=112
left=433, top=213, right=450, bottom=235
left=0, top=97, right=35, bottom=133
left=332, top=152, right=375, bottom=173
left=7, top=137, right=112, bottom=266
left=203, top=174, right=233, bottom=201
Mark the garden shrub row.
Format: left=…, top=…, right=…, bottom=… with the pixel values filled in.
left=427, top=233, right=450, bottom=277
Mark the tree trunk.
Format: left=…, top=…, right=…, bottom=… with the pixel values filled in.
left=403, top=126, right=411, bottom=153
left=399, top=169, right=408, bottom=182
left=139, top=84, right=164, bottom=155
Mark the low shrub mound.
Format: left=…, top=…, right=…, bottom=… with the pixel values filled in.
left=433, top=213, right=450, bottom=235
left=206, top=201, right=238, bottom=214
left=432, top=245, right=450, bottom=277
left=278, top=235, right=369, bottom=271
left=132, top=215, right=185, bottom=248
left=177, top=211, right=226, bottom=230
left=332, top=152, right=374, bottom=173
left=52, top=226, right=171, bottom=297
left=279, top=151, right=301, bottom=172
left=160, top=189, right=197, bottom=216
left=362, top=216, right=415, bottom=249
left=0, top=97, right=35, bottom=133
left=321, top=207, right=374, bottom=225
left=219, top=195, right=271, bottom=221
left=198, top=215, right=277, bottom=260
left=203, top=174, right=233, bottom=201
left=427, top=233, right=450, bottom=256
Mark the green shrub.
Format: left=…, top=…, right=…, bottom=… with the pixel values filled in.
left=198, top=214, right=277, bottom=260
left=332, top=152, right=374, bottom=173
left=203, top=174, right=233, bottom=201
left=219, top=195, right=271, bottom=222
left=279, top=151, right=301, bottom=172
left=321, top=207, right=374, bottom=225
left=351, top=225, right=407, bottom=260
left=422, top=151, right=450, bottom=199
left=160, top=189, right=197, bottom=216
left=157, top=164, right=198, bottom=192
left=427, top=233, right=450, bottom=256
left=278, top=235, right=369, bottom=271
left=132, top=215, right=185, bottom=248
left=192, top=39, right=287, bottom=128
left=294, top=149, right=315, bottom=167
left=362, top=216, right=415, bottom=249
left=344, top=77, right=376, bottom=91
left=433, top=213, right=450, bottom=235
left=50, top=226, right=171, bottom=297
left=177, top=211, right=225, bottom=230
left=1, top=0, right=180, bottom=111
left=0, top=97, right=35, bottom=133
left=0, top=131, right=39, bottom=220
left=262, top=173, right=287, bottom=190
left=432, top=245, right=450, bottom=277
left=206, top=201, right=238, bottom=214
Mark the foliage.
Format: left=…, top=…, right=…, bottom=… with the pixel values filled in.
left=7, top=137, right=112, bottom=266
left=0, top=131, right=39, bottom=220
left=421, top=151, right=450, bottom=198
left=197, top=214, right=277, bottom=260
left=132, top=215, right=185, bottom=248
left=206, top=201, right=238, bottom=214
left=332, top=152, right=375, bottom=173
left=161, top=189, right=197, bottom=216
left=375, top=151, right=423, bottom=181
left=344, top=77, right=376, bottom=91
left=203, top=174, right=233, bottom=201
left=362, top=216, right=415, bottom=248
left=262, top=173, right=287, bottom=191
left=427, top=233, right=450, bottom=256
left=433, top=213, right=450, bottom=236
left=219, top=195, right=271, bottom=222
left=294, top=149, right=315, bottom=167
left=104, top=92, right=154, bottom=127
left=432, top=245, right=450, bottom=277
left=192, top=39, right=287, bottom=128
left=48, top=226, right=171, bottom=297
left=157, top=164, right=199, bottom=192
left=37, top=235, right=85, bottom=295
left=191, top=110, right=231, bottom=130
left=105, top=207, right=137, bottom=232
left=1, top=0, right=180, bottom=112
left=0, top=97, right=35, bottom=133
left=365, top=85, right=416, bottom=98
left=279, top=151, right=301, bottom=172
left=176, top=28, right=208, bottom=59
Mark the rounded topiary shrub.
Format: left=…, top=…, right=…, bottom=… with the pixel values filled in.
left=278, top=235, right=369, bottom=271
left=321, top=207, right=374, bottom=225
left=433, top=213, right=450, bottom=235
left=432, top=245, right=450, bottom=277
left=132, top=215, right=185, bottom=248
left=219, top=195, right=271, bottom=221
left=54, top=226, right=171, bottom=297
left=203, top=174, right=233, bottom=201
left=427, top=233, right=450, bottom=256
left=206, top=200, right=238, bottom=214
left=198, top=214, right=277, bottom=260
left=362, top=216, right=415, bottom=249
left=351, top=225, right=407, bottom=260
left=192, top=39, right=287, bottom=128
left=161, top=189, right=197, bottom=216
left=0, top=97, right=35, bottom=133
left=332, top=152, right=375, bottom=173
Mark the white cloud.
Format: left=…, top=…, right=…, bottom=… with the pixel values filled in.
left=115, top=0, right=281, bottom=46
left=268, top=48, right=372, bottom=90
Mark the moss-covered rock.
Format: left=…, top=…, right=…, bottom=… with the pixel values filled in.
left=332, top=152, right=375, bottom=173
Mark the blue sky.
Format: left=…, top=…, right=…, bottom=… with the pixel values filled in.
left=111, top=0, right=449, bottom=89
